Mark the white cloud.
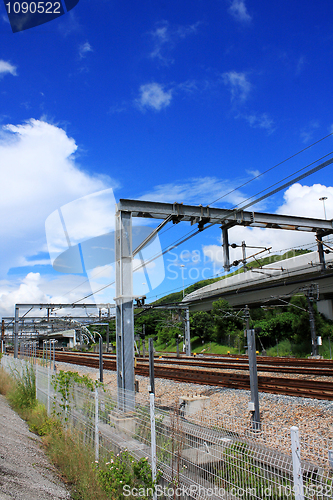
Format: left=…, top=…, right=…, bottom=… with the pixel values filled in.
left=79, top=41, right=93, bottom=59
left=203, top=183, right=333, bottom=267
left=300, top=121, right=319, bottom=144
left=140, top=177, right=246, bottom=207
left=149, top=20, right=200, bottom=64
left=136, top=83, right=173, bottom=111
left=0, top=273, right=49, bottom=316
left=0, top=119, right=113, bottom=278
left=0, top=60, right=17, bottom=77
left=0, top=272, right=95, bottom=317
left=243, top=112, right=275, bottom=132
left=223, top=71, right=251, bottom=102
left=228, top=0, right=252, bottom=23
left=246, top=169, right=261, bottom=178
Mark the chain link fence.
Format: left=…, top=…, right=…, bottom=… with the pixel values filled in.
left=2, top=354, right=333, bottom=499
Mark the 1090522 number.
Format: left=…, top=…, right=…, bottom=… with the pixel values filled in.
left=5, top=2, right=61, bottom=14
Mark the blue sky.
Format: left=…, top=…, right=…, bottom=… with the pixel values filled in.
left=1, top=0, right=333, bottom=315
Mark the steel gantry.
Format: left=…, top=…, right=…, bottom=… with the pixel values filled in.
left=9, top=303, right=115, bottom=358
left=114, top=198, right=333, bottom=405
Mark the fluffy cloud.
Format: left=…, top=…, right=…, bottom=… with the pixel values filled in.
left=223, top=71, right=251, bottom=102
left=0, top=272, right=95, bottom=317
left=203, top=183, right=333, bottom=267
left=0, top=119, right=113, bottom=277
left=0, top=60, right=17, bottom=76
left=228, top=0, right=252, bottom=23
left=136, top=83, right=173, bottom=111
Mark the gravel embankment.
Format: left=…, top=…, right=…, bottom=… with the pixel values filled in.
left=0, top=395, right=70, bottom=500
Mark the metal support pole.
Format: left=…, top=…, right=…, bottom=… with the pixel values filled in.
left=1, top=319, right=5, bottom=353
left=142, top=324, right=145, bottom=358
left=242, top=241, right=247, bottom=272
left=149, top=338, right=157, bottom=500
left=185, top=307, right=191, bottom=356
left=222, top=226, right=230, bottom=272
left=35, top=353, right=38, bottom=400
left=245, top=305, right=260, bottom=430
left=99, top=336, right=103, bottom=383
left=95, top=386, right=99, bottom=461
left=316, top=232, right=326, bottom=271
left=47, top=362, right=50, bottom=415
left=176, top=335, right=180, bottom=358
left=306, top=289, right=317, bottom=356
left=290, top=426, right=305, bottom=500
left=247, top=328, right=260, bottom=429
left=106, top=324, right=109, bottom=353
left=53, top=340, right=56, bottom=371
left=329, top=336, right=332, bottom=360
left=14, top=305, right=19, bottom=359
left=115, top=210, right=135, bottom=411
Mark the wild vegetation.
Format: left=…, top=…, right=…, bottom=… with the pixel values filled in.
left=0, top=364, right=156, bottom=499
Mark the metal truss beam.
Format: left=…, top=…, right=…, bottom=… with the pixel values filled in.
left=117, top=199, right=333, bottom=234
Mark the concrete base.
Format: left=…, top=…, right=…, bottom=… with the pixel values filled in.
left=109, top=411, right=136, bottom=435
left=317, top=299, right=333, bottom=321
left=179, top=395, right=210, bottom=416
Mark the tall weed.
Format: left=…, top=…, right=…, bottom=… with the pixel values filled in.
left=45, top=428, right=108, bottom=500
left=0, top=367, right=15, bottom=395
left=8, top=364, right=36, bottom=411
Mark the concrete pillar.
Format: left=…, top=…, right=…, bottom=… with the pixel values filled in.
left=317, top=299, right=333, bottom=321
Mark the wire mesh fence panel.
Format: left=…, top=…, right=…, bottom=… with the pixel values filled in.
left=1, top=355, right=333, bottom=500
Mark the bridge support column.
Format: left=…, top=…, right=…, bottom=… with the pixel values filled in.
left=115, top=210, right=135, bottom=412
left=317, top=299, right=333, bottom=321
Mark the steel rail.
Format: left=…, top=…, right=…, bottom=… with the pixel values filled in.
left=31, top=350, right=333, bottom=401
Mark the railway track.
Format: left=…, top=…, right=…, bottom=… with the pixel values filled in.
left=34, top=350, right=333, bottom=401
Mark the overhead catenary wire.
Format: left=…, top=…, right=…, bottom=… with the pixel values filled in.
left=73, top=153, right=333, bottom=304
left=66, top=138, right=333, bottom=304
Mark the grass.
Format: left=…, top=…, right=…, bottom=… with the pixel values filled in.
left=0, top=365, right=109, bottom=499
left=319, top=338, right=333, bottom=359
left=154, top=337, right=243, bottom=356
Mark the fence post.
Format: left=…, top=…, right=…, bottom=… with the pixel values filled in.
left=95, top=386, right=99, bottom=461
left=47, top=365, right=50, bottom=415
left=290, top=426, right=304, bottom=500
left=35, top=362, right=38, bottom=401
left=149, top=338, right=157, bottom=500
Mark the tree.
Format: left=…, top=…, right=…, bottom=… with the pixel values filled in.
left=190, top=311, right=214, bottom=343
left=211, top=299, right=243, bottom=344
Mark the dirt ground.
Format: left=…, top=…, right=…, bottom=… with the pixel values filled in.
left=0, top=395, right=70, bottom=500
